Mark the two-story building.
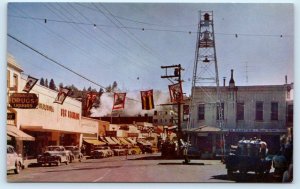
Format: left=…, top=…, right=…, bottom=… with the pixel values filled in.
left=7, top=54, right=99, bottom=158
left=187, top=70, right=292, bottom=155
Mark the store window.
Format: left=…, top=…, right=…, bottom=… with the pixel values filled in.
left=216, top=103, right=224, bottom=120
left=198, top=104, right=205, bottom=120
left=256, top=101, right=263, bottom=121
left=271, top=102, right=278, bottom=120
left=236, top=102, right=244, bottom=120
left=13, top=73, right=18, bottom=91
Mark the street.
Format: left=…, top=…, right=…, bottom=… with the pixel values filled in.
left=7, top=153, right=280, bottom=183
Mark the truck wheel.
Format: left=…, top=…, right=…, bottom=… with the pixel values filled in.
left=65, top=159, right=69, bottom=165
left=227, top=170, right=233, bottom=178
left=14, top=162, right=21, bottom=174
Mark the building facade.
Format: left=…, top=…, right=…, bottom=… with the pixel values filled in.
left=7, top=54, right=98, bottom=158
left=187, top=72, right=292, bottom=155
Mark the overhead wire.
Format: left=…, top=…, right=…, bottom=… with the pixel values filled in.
left=8, top=14, right=293, bottom=38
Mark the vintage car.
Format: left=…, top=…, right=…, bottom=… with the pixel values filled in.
left=224, top=139, right=272, bottom=177
left=91, top=146, right=114, bottom=158
left=111, top=145, right=126, bottom=156
left=7, top=145, right=25, bottom=174
left=37, top=146, right=70, bottom=166
left=64, top=146, right=84, bottom=162
left=137, top=142, right=153, bottom=154
left=128, top=146, right=142, bottom=155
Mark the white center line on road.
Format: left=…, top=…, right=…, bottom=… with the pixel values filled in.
left=92, top=169, right=112, bottom=182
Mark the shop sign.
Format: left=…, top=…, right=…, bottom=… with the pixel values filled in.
left=106, top=131, right=117, bottom=137
left=7, top=113, right=15, bottom=120
left=9, top=93, right=38, bottom=109
left=127, top=133, right=138, bottom=137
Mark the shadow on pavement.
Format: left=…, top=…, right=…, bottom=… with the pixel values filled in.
left=45, top=165, right=121, bottom=173
left=211, top=173, right=281, bottom=183
left=158, top=162, right=205, bottom=165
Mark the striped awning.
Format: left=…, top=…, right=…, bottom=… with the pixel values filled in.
left=83, top=139, right=106, bottom=146
left=105, top=137, right=117, bottom=145
left=119, top=138, right=131, bottom=145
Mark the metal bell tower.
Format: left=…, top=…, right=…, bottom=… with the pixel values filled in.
left=189, top=11, right=224, bottom=138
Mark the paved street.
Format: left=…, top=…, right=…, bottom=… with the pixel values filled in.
left=7, top=153, right=280, bottom=183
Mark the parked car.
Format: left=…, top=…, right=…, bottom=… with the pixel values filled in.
left=112, top=145, right=126, bottom=156
left=65, top=146, right=84, bottom=162
left=37, top=146, right=70, bottom=166
left=224, top=139, right=272, bottom=177
left=7, top=145, right=24, bottom=174
left=91, top=146, right=114, bottom=158
left=138, top=143, right=153, bottom=154
left=128, top=146, right=142, bottom=155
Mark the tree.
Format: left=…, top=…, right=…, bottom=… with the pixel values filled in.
left=99, top=88, right=104, bottom=96
left=59, top=83, right=64, bottom=89
left=45, top=79, right=48, bottom=88
left=105, top=84, right=112, bottom=92
left=49, top=79, right=56, bottom=90
left=40, top=78, right=45, bottom=86
left=87, top=86, right=92, bottom=91
left=112, top=81, right=118, bottom=91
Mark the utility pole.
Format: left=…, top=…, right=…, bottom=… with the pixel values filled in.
left=161, top=64, right=184, bottom=144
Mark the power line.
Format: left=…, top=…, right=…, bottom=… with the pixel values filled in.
left=9, top=14, right=293, bottom=38
left=7, top=33, right=150, bottom=104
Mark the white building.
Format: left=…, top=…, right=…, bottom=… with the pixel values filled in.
left=7, top=54, right=99, bottom=157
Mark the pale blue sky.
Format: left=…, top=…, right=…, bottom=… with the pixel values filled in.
left=7, top=3, right=293, bottom=95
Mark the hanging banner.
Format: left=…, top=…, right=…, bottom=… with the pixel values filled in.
left=168, top=82, right=183, bottom=103
left=112, top=92, right=126, bottom=110
left=86, top=92, right=98, bottom=112
left=53, top=88, right=70, bottom=104
left=22, top=76, right=38, bottom=93
left=140, top=90, right=154, bottom=110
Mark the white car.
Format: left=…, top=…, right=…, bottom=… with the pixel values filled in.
left=7, top=145, right=24, bottom=174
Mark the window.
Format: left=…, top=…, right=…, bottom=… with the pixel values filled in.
left=7, top=70, right=10, bottom=88
left=271, top=102, right=278, bottom=120
left=198, top=104, right=205, bottom=120
left=216, top=103, right=224, bottom=120
left=236, top=102, right=244, bottom=120
left=154, top=111, right=157, bottom=115
left=13, top=73, right=18, bottom=90
left=256, top=101, right=263, bottom=121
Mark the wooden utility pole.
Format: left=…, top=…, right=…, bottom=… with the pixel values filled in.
left=161, top=64, right=184, bottom=144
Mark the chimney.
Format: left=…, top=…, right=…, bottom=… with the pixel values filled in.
left=223, top=77, right=226, bottom=87
left=229, top=69, right=235, bottom=88
left=285, top=75, right=288, bottom=84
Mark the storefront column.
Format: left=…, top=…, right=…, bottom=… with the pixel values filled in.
left=212, top=134, right=216, bottom=154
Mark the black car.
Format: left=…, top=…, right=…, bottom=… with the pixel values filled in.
left=64, top=146, right=84, bottom=162
left=224, top=139, right=272, bottom=177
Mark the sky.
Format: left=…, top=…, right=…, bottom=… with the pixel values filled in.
left=0, top=1, right=298, bottom=189
left=6, top=3, right=294, bottom=96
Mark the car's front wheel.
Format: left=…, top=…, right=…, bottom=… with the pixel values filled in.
left=56, top=159, right=61, bottom=166
left=14, top=162, right=21, bottom=174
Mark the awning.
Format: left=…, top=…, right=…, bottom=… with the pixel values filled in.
left=83, top=139, right=106, bottom=146
left=126, top=138, right=137, bottom=145
left=105, top=137, right=117, bottom=145
left=119, top=138, right=131, bottom=145
left=111, top=137, right=121, bottom=145
left=7, top=125, right=35, bottom=141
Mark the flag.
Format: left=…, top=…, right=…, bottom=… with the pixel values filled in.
left=140, top=90, right=154, bottom=110
left=112, top=93, right=126, bottom=110
left=168, top=82, right=183, bottom=103
left=86, top=92, right=98, bottom=112
left=22, top=76, right=38, bottom=93
left=54, top=88, right=70, bottom=104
